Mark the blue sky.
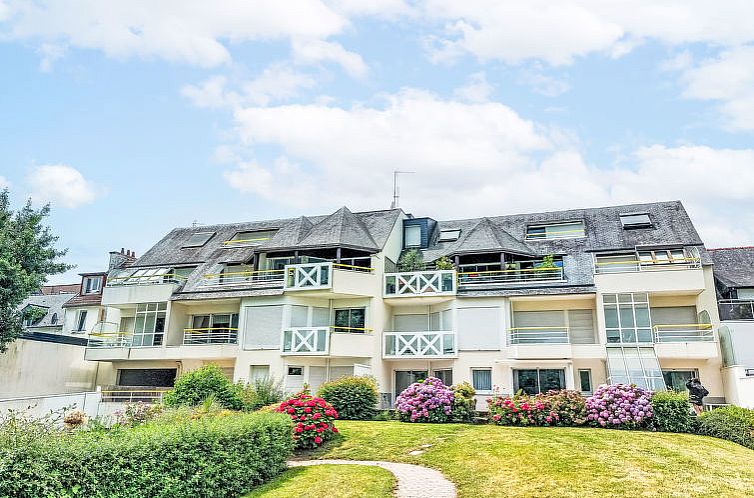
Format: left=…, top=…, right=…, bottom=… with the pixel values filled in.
left=1, top=1, right=753, bottom=284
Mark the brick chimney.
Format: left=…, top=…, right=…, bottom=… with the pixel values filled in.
left=109, top=248, right=137, bottom=270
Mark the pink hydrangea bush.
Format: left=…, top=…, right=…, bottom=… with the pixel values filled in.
left=395, top=377, right=454, bottom=423
left=487, top=393, right=561, bottom=426
left=277, top=391, right=338, bottom=449
left=585, top=384, right=653, bottom=429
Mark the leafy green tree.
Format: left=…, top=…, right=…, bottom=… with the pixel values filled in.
left=0, top=190, right=71, bottom=352
left=397, top=249, right=425, bottom=271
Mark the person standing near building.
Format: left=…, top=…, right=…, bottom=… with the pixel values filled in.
left=685, top=378, right=709, bottom=416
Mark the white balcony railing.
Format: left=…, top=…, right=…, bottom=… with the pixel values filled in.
left=383, top=331, right=456, bottom=358
left=284, top=262, right=374, bottom=291
left=458, top=267, right=564, bottom=288
left=183, top=328, right=238, bottom=345
left=281, top=327, right=330, bottom=355
left=107, top=270, right=186, bottom=286
left=100, top=389, right=167, bottom=403
left=594, top=257, right=701, bottom=274
left=200, top=269, right=285, bottom=288
left=87, top=332, right=133, bottom=348
left=508, top=326, right=569, bottom=345
left=718, top=300, right=754, bottom=321
left=384, top=270, right=456, bottom=297
left=653, top=324, right=715, bottom=342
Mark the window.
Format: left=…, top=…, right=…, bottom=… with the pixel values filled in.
left=433, top=369, right=453, bottom=386
left=438, top=229, right=461, bottom=242
left=75, top=310, right=88, bottom=332
left=249, top=365, right=270, bottom=381
left=395, top=370, right=428, bottom=396
left=50, top=313, right=58, bottom=325
left=603, top=293, right=652, bottom=343
left=472, top=369, right=492, bottom=392
left=132, top=302, right=167, bottom=347
left=514, top=369, right=565, bottom=395
left=594, top=253, right=636, bottom=273
left=637, top=248, right=690, bottom=266
left=83, top=276, right=102, bottom=294
left=662, top=370, right=698, bottom=392
left=526, top=221, right=585, bottom=240
left=404, top=225, right=421, bottom=248
left=225, top=229, right=277, bottom=245
left=620, top=213, right=652, bottom=229
left=333, top=308, right=366, bottom=332
left=188, top=313, right=239, bottom=344
left=287, top=366, right=303, bottom=376
left=579, top=369, right=593, bottom=394
left=737, top=288, right=754, bottom=300
left=182, top=231, right=215, bottom=248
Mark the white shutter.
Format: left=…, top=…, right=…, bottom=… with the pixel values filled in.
left=429, top=312, right=441, bottom=330
left=650, top=307, right=696, bottom=326
left=329, top=366, right=354, bottom=380
left=354, top=364, right=371, bottom=377
left=312, top=307, right=330, bottom=327
left=290, top=305, right=308, bottom=327
left=513, top=311, right=565, bottom=328
left=457, top=307, right=501, bottom=351
left=393, top=314, right=429, bottom=331
left=243, top=305, right=283, bottom=349
left=308, top=366, right=328, bottom=392
left=441, top=309, right=453, bottom=330
left=568, top=309, right=595, bottom=344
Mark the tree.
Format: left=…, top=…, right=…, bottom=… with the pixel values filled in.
left=397, top=249, right=425, bottom=272
left=0, top=190, right=71, bottom=352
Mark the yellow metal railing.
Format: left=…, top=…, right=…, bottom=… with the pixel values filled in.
left=222, top=237, right=272, bottom=245
left=201, top=269, right=286, bottom=288
left=457, top=266, right=564, bottom=286
left=653, top=323, right=714, bottom=342
left=332, top=263, right=375, bottom=272
left=329, top=325, right=374, bottom=333
left=525, top=228, right=585, bottom=240
left=183, top=327, right=238, bottom=345
left=87, top=332, right=132, bottom=348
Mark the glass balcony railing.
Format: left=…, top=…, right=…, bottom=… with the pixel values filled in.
left=718, top=300, right=754, bottom=321
left=508, top=326, right=569, bottom=345
left=383, top=331, right=456, bottom=358
left=594, top=257, right=701, bottom=274
left=183, top=327, right=238, bottom=345
left=653, top=324, right=715, bottom=342
left=458, top=267, right=564, bottom=288
left=384, top=270, right=456, bottom=297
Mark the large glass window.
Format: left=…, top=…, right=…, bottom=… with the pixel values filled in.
left=472, top=369, right=493, bottom=392
left=514, top=369, right=565, bottom=394
left=606, top=347, right=665, bottom=390
left=132, top=302, right=167, bottom=347
left=603, top=293, right=653, bottom=343
left=395, top=370, right=428, bottom=396
left=333, top=308, right=366, bottom=332
left=433, top=369, right=453, bottom=387
left=663, top=370, right=698, bottom=392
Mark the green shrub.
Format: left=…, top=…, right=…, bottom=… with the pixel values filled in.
left=317, top=376, right=378, bottom=420
left=239, top=377, right=285, bottom=411
left=538, top=390, right=586, bottom=426
left=163, top=364, right=243, bottom=410
left=450, top=382, right=476, bottom=422
left=699, top=406, right=754, bottom=450
left=397, top=249, right=425, bottom=271
left=0, top=411, right=294, bottom=498
left=650, top=391, right=696, bottom=433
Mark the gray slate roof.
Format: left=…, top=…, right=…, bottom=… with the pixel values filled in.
left=19, top=293, right=74, bottom=328
left=709, top=247, right=754, bottom=288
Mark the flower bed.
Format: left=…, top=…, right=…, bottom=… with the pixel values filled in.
left=395, top=377, right=454, bottom=423
left=488, top=390, right=585, bottom=426
left=278, top=391, right=339, bottom=448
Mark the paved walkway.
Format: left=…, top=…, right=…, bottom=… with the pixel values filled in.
left=289, top=459, right=457, bottom=498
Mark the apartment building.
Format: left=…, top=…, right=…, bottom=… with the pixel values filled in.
left=709, top=247, right=754, bottom=408
left=81, top=201, right=728, bottom=408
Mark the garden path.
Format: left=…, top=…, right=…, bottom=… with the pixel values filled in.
left=289, top=459, right=457, bottom=498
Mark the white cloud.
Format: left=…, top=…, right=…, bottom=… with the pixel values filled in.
left=676, top=45, right=754, bottom=131
left=1, top=0, right=349, bottom=67
left=221, top=89, right=754, bottom=246
left=292, top=39, right=368, bottom=78
left=454, top=71, right=493, bottom=103
left=36, top=42, right=66, bottom=72
left=26, top=165, right=101, bottom=208
left=516, top=64, right=570, bottom=97
left=0, top=176, right=9, bottom=189
left=422, top=1, right=754, bottom=65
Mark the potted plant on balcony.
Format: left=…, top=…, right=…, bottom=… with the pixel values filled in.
left=398, top=249, right=425, bottom=272
left=533, top=254, right=559, bottom=278
left=434, top=256, right=455, bottom=270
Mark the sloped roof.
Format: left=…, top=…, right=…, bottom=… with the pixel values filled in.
left=264, top=216, right=314, bottom=248
left=296, top=207, right=379, bottom=250
left=20, top=293, right=74, bottom=328
left=423, top=217, right=534, bottom=260
left=709, top=247, right=754, bottom=288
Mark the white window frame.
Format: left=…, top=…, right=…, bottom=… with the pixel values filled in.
left=620, top=213, right=652, bottom=229
left=287, top=366, right=304, bottom=377
left=578, top=369, right=593, bottom=395
left=525, top=221, right=585, bottom=240
left=438, top=229, right=461, bottom=242
left=75, top=309, right=88, bottom=332
left=83, top=276, right=103, bottom=294
left=471, top=368, right=493, bottom=394
left=404, top=225, right=421, bottom=248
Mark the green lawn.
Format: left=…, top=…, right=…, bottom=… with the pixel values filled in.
left=244, top=464, right=394, bottom=498
left=303, top=421, right=754, bottom=498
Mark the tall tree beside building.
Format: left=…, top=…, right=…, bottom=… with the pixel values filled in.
left=0, top=190, right=71, bottom=352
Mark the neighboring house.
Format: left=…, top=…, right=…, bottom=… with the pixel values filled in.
left=82, top=201, right=730, bottom=409
left=709, top=247, right=754, bottom=408
left=19, top=292, right=73, bottom=337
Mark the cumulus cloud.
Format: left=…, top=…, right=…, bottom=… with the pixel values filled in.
left=454, top=72, right=494, bottom=103
left=26, top=165, right=101, bottom=208
left=291, top=39, right=368, bottom=78
left=220, top=89, right=754, bottom=246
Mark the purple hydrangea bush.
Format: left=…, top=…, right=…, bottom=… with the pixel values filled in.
left=395, top=377, right=454, bottom=423
left=586, top=384, right=653, bottom=429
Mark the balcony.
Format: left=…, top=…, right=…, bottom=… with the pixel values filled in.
left=508, top=326, right=569, bottom=344
left=200, top=269, right=285, bottom=289
left=383, top=331, right=456, bottom=359
left=594, top=257, right=701, bottom=274
left=284, top=262, right=377, bottom=296
left=652, top=324, right=718, bottom=359
left=87, top=332, right=132, bottom=348
left=718, top=300, right=754, bottom=321
left=103, top=270, right=184, bottom=306
left=183, top=327, right=238, bottom=345
left=384, top=270, right=456, bottom=298
left=100, top=388, right=167, bottom=403
left=506, top=326, right=576, bottom=359
left=458, top=267, right=564, bottom=289
left=281, top=327, right=330, bottom=355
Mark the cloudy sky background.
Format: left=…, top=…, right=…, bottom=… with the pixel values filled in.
left=1, top=1, right=753, bottom=283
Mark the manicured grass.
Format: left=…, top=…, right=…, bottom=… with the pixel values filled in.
left=311, top=421, right=754, bottom=498
left=244, top=464, right=394, bottom=498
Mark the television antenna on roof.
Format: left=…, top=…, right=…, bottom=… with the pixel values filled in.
left=391, top=170, right=415, bottom=209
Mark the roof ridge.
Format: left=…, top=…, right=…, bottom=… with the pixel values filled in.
left=709, top=246, right=754, bottom=251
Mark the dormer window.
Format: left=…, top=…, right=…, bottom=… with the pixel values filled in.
left=404, top=225, right=421, bottom=248
left=526, top=221, right=585, bottom=240
left=438, top=229, right=461, bottom=242
left=620, top=213, right=652, bottom=229
left=183, top=231, right=215, bottom=248
left=224, top=229, right=278, bottom=246
left=83, top=276, right=102, bottom=294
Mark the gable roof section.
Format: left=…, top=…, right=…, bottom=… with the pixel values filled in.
left=709, top=247, right=754, bottom=288
left=425, top=217, right=534, bottom=260
left=296, top=207, right=379, bottom=250
left=19, top=293, right=74, bottom=327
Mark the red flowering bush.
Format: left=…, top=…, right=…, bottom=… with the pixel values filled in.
left=488, top=392, right=560, bottom=426
left=277, top=391, right=339, bottom=449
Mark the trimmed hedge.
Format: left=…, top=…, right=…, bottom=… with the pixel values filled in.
left=0, top=411, right=293, bottom=498
left=650, top=391, right=696, bottom=433
left=317, top=376, right=378, bottom=420
left=698, top=406, right=754, bottom=450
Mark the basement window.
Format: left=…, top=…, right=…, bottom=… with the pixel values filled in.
left=183, top=231, right=215, bottom=248
left=620, top=213, right=652, bottom=229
